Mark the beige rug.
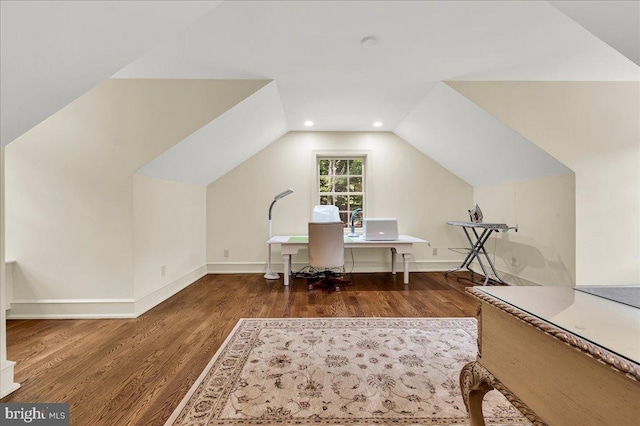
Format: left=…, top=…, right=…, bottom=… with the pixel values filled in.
left=166, top=318, right=529, bottom=426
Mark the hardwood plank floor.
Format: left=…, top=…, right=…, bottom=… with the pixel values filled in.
left=2, top=272, right=482, bottom=425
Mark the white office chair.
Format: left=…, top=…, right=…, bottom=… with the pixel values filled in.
left=312, top=205, right=341, bottom=222
left=307, top=221, right=351, bottom=290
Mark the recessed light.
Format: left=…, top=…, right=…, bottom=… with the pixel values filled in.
left=361, top=36, right=378, bottom=48
left=304, top=121, right=314, bottom=127
left=373, top=121, right=383, bottom=127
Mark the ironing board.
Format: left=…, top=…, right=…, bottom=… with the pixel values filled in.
left=445, top=221, right=516, bottom=285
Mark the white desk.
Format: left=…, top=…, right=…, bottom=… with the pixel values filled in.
left=266, top=235, right=428, bottom=286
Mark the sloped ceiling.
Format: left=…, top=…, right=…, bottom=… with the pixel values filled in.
left=395, top=82, right=571, bottom=186
left=115, top=0, right=638, bottom=132
left=113, top=0, right=636, bottom=186
left=549, top=0, right=640, bottom=66
left=137, top=81, right=287, bottom=185
left=0, top=0, right=220, bottom=145
left=2, top=1, right=638, bottom=187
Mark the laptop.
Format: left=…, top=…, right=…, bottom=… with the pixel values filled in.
left=364, top=218, right=399, bottom=241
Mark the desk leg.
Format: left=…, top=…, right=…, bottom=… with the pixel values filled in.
left=460, top=361, right=493, bottom=426
left=283, top=255, right=291, bottom=286
left=461, top=361, right=546, bottom=426
left=402, top=253, right=411, bottom=284
left=391, top=248, right=397, bottom=275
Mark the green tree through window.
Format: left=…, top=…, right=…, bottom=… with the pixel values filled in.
left=318, top=157, right=365, bottom=227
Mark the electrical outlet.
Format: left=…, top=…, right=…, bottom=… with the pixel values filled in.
left=160, top=265, right=166, bottom=277
left=224, top=249, right=230, bottom=258
left=511, top=257, right=518, bottom=267
left=432, top=247, right=438, bottom=256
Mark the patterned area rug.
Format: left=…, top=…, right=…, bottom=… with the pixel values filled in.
left=166, top=318, right=529, bottom=426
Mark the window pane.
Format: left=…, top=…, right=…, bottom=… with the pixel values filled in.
left=318, top=157, right=364, bottom=217
left=335, top=195, right=348, bottom=210
left=349, top=159, right=363, bottom=175
left=319, top=176, right=331, bottom=192
left=334, top=177, right=347, bottom=192
left=320, top=195, right=333, bottom=205
left=349, top=195, right=363, bottom=210
left=319, top=159, right=330, bottom=175
left=349, top=177, right=362, bottom=192
left=334, top=160, right=348, bottom=175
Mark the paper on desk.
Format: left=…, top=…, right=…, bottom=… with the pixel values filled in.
left=287, top=236, right=353, bottom=243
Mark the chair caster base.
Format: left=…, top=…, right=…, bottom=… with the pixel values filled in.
left=307, top=276, right=351, bottom=291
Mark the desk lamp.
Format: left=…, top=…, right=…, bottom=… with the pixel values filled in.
left=348, top=208, right=363, bottom=237
left=265, top=188, right=294, bottom=280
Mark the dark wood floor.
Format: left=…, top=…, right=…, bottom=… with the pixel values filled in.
left=2, top=272, right=481, bottom=425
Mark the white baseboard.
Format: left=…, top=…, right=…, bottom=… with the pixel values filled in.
left=3, top=263, right=539, bottom=320
left=6, top=265, right=207, bottom=319
left=134, top=265, right=207, bottom=316
left=207, top=259, right=462, bottom=274
left=412, top=260, right=466, bottom=272
left=0, top=360, right=20, bottom=398
left=207, top=261, right=270, bottom=274
left=466, top=259, right=545, bottom=286
left=7, top=298, right=137, bottom=319
left=493, top=269, right=542, bottom=286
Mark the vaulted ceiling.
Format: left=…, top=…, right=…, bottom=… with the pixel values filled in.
left=2, top=1, right=638, bottom=186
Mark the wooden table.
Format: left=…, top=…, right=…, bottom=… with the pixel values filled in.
left=266, top=235, right=428, bottom=286
left=460, top=286, right=640, bottom=426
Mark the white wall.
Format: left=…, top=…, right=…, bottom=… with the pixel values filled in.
left=474, top=174, right=576, bottom=286
left=133, top=174, right=206, bottom=314
left=449, top=81, right=640, bottom=285
left=1, top=146, right=5, bottom=354
left=207, top=131, right=473, bottom=273
left=1, top=146, right=20, bottom=397
left=5, top=79, right=265, bottom=317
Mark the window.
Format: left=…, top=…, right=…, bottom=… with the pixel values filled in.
left=318, top=157, right=365, bottom=227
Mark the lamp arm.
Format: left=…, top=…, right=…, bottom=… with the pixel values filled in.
left=349, top=208, right=363, bottom=236
left=268, top=199, right=278, bottom=220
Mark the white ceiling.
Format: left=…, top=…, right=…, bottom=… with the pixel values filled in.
left=114, top=0, right=638, bottom=132
left=549, top=0, right=640, bottom=66
left=0, top=0, right=221, bottom=145
left=2, top=1, right=638, bottom=186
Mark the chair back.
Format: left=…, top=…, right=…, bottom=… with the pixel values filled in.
left=312, top=205, right=340, bottom=222
left=308, top=222, right=344, bottom=269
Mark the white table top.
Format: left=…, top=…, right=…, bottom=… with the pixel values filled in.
left=476, top=286, right=640, bottom=364
left=267, top=234, right=428, bottom=245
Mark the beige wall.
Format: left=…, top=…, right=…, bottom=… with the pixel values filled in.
left=5, top=79, right=265, bottom=316
left=474, top=174, right=576, bottom=286
left=133, top=174, right=206, bottom=301
left=207, top=131, right=473, bottom=273
left=449, top=81, right=640, bottom=285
